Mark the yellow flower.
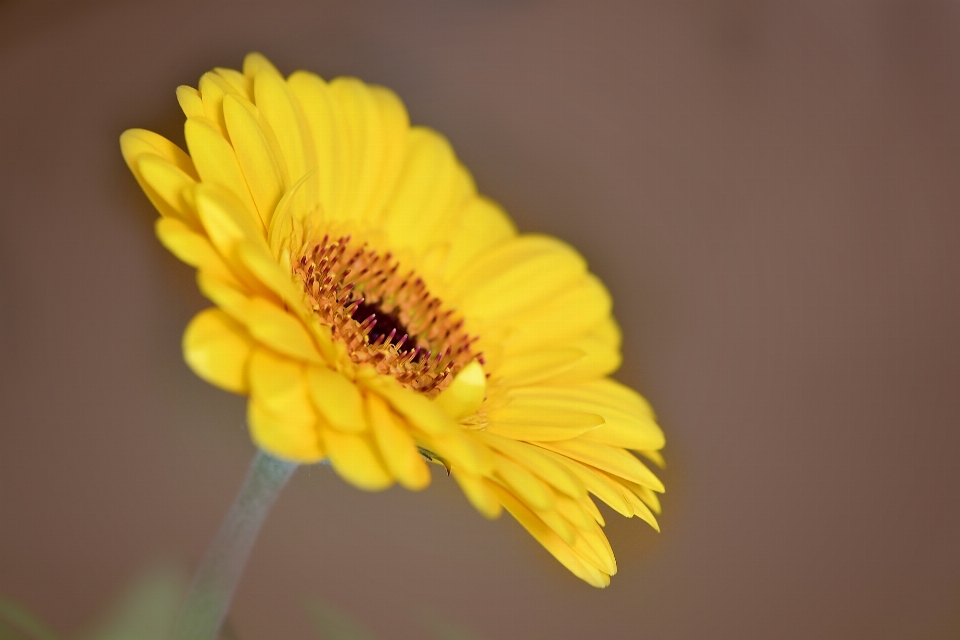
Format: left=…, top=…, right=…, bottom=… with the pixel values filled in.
left=121, top=53, right=665, bottom=588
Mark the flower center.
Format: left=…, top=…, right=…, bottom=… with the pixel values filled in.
left=293, top=235, right=480, bottom=395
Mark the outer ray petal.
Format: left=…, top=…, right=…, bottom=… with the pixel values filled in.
left=223, top=93, right=285, bottom=227
left=458, top=240, right=587, bottom=324
left=554, top=493, right=594, bottom=530
left=417, top=429, right=494, bottom=476
left=253, top=66, right=315, bottom=212
left=541, top=451, right=634, bottom=518
left=184, top=118, right=259, bottom=222
left=491, top=485, right=610, bottom=588
left=137, top=154, right=199, bottom=227
left=176, top=86, right=204, bottom=120
left=443, top=196, right=517, bottom=280
left=248, top=400, right=323, bottom=463
left=365, top=393, right=431, bottom=490
left=306, top=366, right=367, bottom=433
left=492, top=455, right=555, bottom=512
left=453, top=473, right=502, bottom=519
left=182, top=309, right=255, bottom=394
left=536, top=439, right=665, bottom=492
left=489, top=348, right=584, bottom=386
left=321, top=429, right=393, bottom=491
left=154, top=218, right=239, bottom=286
left=484, top=404, right=603, bottom=442
left=474, top=432, right=586, bottom=499
left=383, top=127, right=473, bottom=253
left=286, top=70, right=348, bottom=217
left=500, top=275, right=612, bottom=354
left=506, top=386, right=665, bottom=451
left=327, top=78, right=384, bottom=224
left=240, top=297, right=324, bottom=364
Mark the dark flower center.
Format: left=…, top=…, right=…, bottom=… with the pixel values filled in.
left=349, top=299, right=420, bottom=355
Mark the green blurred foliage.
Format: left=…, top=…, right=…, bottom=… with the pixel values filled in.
left=0, top=596, right=61, bottom=640
left=1, top=566, right=485, bottom=640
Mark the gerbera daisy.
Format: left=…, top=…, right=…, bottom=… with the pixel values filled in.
left=121, top=53, right=665, bottom=588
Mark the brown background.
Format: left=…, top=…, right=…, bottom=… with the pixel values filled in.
left=2, top=2, right=959, bottom=638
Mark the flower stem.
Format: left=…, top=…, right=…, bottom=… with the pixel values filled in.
left=174, top=450, right=297, bottom=640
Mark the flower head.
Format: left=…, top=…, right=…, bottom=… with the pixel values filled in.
left=121, top=53, right=665, bottom=587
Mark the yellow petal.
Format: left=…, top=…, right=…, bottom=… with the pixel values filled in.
left=641, top=449, right=667, bottom=469
left=490, top=347, right=584, bottom=386
left=562, top=378, right=657, bottom=416
left=254, top=66, right=313, bottom=192
left=248, top=399, right=323, bottom=463
left=327, top=78, right=384, bottom=223
left=474, top=432, right=585, bottom=499
left=452, top=235, right=579, bottom=303
left=286, top=70, right=346, bottom=217
left=193, top=184, right=274, bottom=296
left=536, top=440, right=664, bottom=492
left=548, top=319, right=622, bottom=384
left=247, top=348, right=313, bottom=418
left=236, top=241, right=306, bottom=311
left=542, top=453, right=633, bottom=518
left=137, top=154, right=200, bottom=226
left=618, top=483, right=660, bottom=532
left=452, top=473, right=502, bottom=519
left=433, top=360, right=486, bottom=420
left=215, top=67, right=252, bottom=99
left=243, top=52, right=282, bottom=81
left=444, top=196, right=517, bottom=280
left=578, top=416, right=665, bottom=451
left=120, top=129, right=198, bottom=221
left=485, top=405, right=603, bottom=442
left=491, top=484, right=610, bottom=588
left=531, top=504, right=576, bottom=544
left=194, top=183, right=264, bottom=250
left=383, top=127, right=473, bottom=252
left=321, top=429, right=393, bottom=491
left=305, top=366, right=367, bottom=433
left=245, top=349, right=328, bottom=464
left=198, top=72, right=230, bottom=135
left=554, top=494, right=595, bottom=531
left=506, top=386, right=665, bottom=451
left=510, top=379, right=656, bottom=420
left=182, top=308, right=254, bottom=394
left=457, top=238, right=587, bottom=324
left=176, top=86, right=204, bottom=120
left=631, top=481, right=662, bottom=514
left=223, top=94, right=285, bottom=227
left=240, top=297, right=323, bottom=364
left=365, top=393, right=431, bottom=490
left=573, top=525, right=617, bottom=576
left=364, top=86, right=410, bottom=224
left=493, top=455, right=555, bottom=512
left=579, top=494, right=605, bottom=526
left=154, top=218, right=239, bottom=286
left=120, top=128, right=197, bottom=178
left=417, top=430, right=494, bottom=476
left=196, top=272, right=249, bottom=319
left=370, top=379, right=453, bottom=435
left=184, top=118, right=259, bottom=225
left=500, top=275, right=612, bottom=354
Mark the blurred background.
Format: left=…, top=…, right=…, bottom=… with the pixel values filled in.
left=2, top=1, right=959, bottom=638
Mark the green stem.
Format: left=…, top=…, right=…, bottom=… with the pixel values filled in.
left=173, top=450, right=297, bottom=640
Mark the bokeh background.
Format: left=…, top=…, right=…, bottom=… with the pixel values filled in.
left=2, top=1, right=960, bottom=638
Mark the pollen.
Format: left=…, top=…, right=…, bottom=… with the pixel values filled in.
left=293, top=235, right=481, bottom=395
